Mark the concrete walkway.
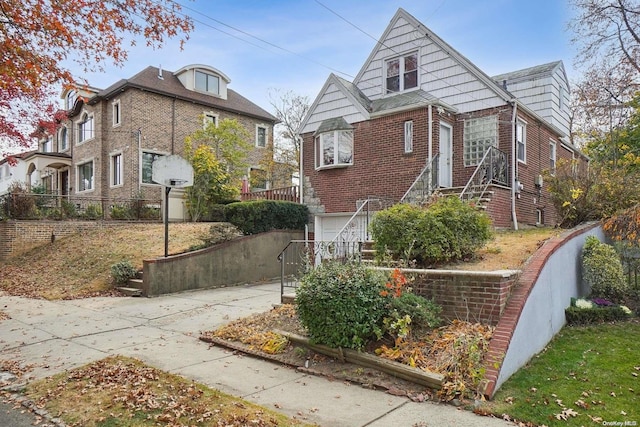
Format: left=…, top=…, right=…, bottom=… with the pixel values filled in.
left=0, top=282, right=514, bottom=427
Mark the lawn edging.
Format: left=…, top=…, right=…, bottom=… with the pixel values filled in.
left=479, top=222, right=603, bottom=399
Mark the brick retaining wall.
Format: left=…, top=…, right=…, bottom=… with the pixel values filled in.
left=375, top=267, right=520, bottom=326
left=0, top=220, right=144, bottom=261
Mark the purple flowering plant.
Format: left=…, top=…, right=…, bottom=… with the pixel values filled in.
left=591, top=298, right=614, bottom=307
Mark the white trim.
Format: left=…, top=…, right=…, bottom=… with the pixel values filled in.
left=76, top=158, right=95, bottom=193
left=112, top=99, right=121, bottom=127
left=516, top=119, right=527, bottom=164
left=140, top=150, right=168, bottom=186
left=203, top=111, right=219, bottom=129
left=110, top=151, right=124, bottom=188
left=76, top=110, right=95, bottom=144
left=404, top=120, right=413, bottom=153
left=549, top=139, right=557, bottom=176
left=255, top=124, right=268, bottom=148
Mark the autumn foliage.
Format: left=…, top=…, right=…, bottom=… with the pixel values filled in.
left=0, top=0, right=193, bottom=150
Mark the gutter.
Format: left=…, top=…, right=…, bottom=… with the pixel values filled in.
left=511, top=100, right=518, bottom=230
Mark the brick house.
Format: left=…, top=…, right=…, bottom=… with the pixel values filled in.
left=18, top=64, right=277, bottom=220
left=299, top=8, right=587, bottom=241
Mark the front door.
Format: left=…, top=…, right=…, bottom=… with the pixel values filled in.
left=438, top=123, right=453, bottom=187
left=59, top=170, right=69, bottom=196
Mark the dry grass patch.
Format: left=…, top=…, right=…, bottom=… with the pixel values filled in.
left=24, top=356, right=314, bottom=427
left=0, top=223, right=225, bottom=300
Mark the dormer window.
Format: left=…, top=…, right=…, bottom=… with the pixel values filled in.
left=195, top=70, right=219, bottom=95
left=386, top=52, right=418, bottom=94
left=65, top=90, right=77, bottom=110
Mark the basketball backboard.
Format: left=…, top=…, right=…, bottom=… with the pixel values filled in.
left=152, top=155, right=194, bottom=188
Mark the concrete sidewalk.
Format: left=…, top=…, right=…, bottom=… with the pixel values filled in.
left=0, top=282, right=513, bottom=427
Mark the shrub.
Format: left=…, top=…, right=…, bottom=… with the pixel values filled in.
left=295, top=261, right=387, bottom=350
left=83, top=203, right=103, bottom=220
left=7, top=182, right=38, bottom=219
left=370, top=196, right=492, bottom=266
left=110, top=204, right=133, bottom=220
left=388, top=292, right=442, bottom=331
left=110, top=260, right=138, bottom=285
left=565, top=298, right=633, bottom=325
left=582, top=236, right=628, bottom=301
left=188, top=223, right=243, bottom=251
left=224, top=200, right=308, bottom=235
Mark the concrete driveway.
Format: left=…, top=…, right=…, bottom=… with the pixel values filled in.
left=0, top=282, right=514, bottom=427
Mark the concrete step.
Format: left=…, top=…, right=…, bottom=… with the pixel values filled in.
left=116, top=287, right=143, bottom=297
left=127, top=278, right=144, bottom=289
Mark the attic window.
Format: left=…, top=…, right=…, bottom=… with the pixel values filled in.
left=386, top=52, right=418, bottom=94
left=195, top=70, right=219, bottom=95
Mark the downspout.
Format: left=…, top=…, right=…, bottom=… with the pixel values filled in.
left=298, top=134, right=303, bottom=205
left=428, top=104, right=433, bottom=163
left=171, top=98, right=176, bottom=154
left=510, top=100, right=518, bottom=230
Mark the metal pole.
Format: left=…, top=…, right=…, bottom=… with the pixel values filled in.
left=164, top=186, right=171, bottom=258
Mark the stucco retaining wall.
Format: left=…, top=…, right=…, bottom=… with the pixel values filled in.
left=143, top=230, right=303, bottom=296
left=480, top=222, right=603, bottom=397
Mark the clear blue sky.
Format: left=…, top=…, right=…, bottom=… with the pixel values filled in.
left=67, top=0, right=577, bottom=114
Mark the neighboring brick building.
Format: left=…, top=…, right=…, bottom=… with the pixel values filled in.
left=18, top=64, right=277, bottom=220
left=299, top=8, right=588, bottom=240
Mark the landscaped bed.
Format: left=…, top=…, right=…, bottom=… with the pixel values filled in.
left=200, top=304, right=495, bottom=404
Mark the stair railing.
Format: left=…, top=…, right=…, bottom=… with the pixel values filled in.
left=327, top=196, right=394, bottom=263
left=400, top=154, right=440, bottom=204
left=459, top=146, right=508, bottom=203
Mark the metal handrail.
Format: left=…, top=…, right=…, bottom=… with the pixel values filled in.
left=400, top=154, right=440, bottom=204
left=459, top=146, right=508, bottom=202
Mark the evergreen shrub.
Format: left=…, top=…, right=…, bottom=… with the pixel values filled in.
left=295, top=261, right=387, bottom=350
left=582, top=236, right=628, bottom=302
left=224, top=200, right=308, bottom=234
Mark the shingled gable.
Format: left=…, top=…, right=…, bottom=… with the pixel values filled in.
left=88, top=66, right=276, bottom=123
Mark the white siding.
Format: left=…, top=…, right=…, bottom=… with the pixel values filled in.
left=355, top=15, right=505, bottom=114
left=300, top=82, right=368, bottom=134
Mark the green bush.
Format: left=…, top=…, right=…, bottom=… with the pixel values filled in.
left=224, top=200, right=308, bottom=235
left=83, top=203, right=103, bottom=220
left=110, top=204, right=133, bottom=220
left=110, top=260, right=138, bottom=285
left=370, top=196, right=492, bottom=267
left=582, top=236, right=628, bottom=301
left=388, top=292, right=442, bottom=331
left=565, top=305, right=630, bottom=325
left=295, top=261, right=387, bottom=350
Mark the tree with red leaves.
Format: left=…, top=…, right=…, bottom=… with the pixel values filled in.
left=0, top=0, right=193, bottom=155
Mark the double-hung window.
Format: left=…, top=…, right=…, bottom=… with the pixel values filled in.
left=141, top=151, right=165, bottom=184
left=203, top=112, right=218, bottom=129
left=386, top=52, right=418, bottom=93
left=463, top=116, right=497, bottom=166
left=315, top=130, right=353, bottom=168
left=516, top=119, right=526, bottom=163
left=78, top=113, right=94, bottom=143
left=77, top=161, right=94, bottom=192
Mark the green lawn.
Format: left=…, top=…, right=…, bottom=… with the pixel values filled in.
left=485, top=321, right=639, bottom=426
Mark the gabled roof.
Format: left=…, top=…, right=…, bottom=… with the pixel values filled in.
left=87, top=66, right=277, bottom=123
left=354, top=8, right=514, bottom=104
left=492, top=61, right=567, bottom=85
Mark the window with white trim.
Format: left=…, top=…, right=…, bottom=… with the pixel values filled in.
left=549, top=140, right=557, bottom=175
left=404, top=121, right=413, bottom=153
left=77, top=161, right=94, bottom=192
left=203, top=112, right=218, bottom=129
left=42, top=136, right=53, bottom=153
left=385, top=52, right=418, bottom=93
left=59, top=127, right=68, bottom=151
left=141, top=151, right=165, bottom=184
left=111, top=153, right=123, bottom=187
left=77, top=112, right=94, bottom=143
left=195, top=70, right=219, bottom=95
left=112, top=99, right=121, bottom=127
left=65, top=90, right=77, bottom=110
left=315, top=130, right=353, bottom=168
left=463, top=115, right=497, bottom=166
left=256, top=125, right=267, bottom=148
left=516, top=119, right=526, bottom=163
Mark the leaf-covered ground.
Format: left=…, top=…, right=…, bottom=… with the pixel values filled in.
left=20, top=356, right=314, bottom=427
left=201, top=305, right=494, bottom=403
